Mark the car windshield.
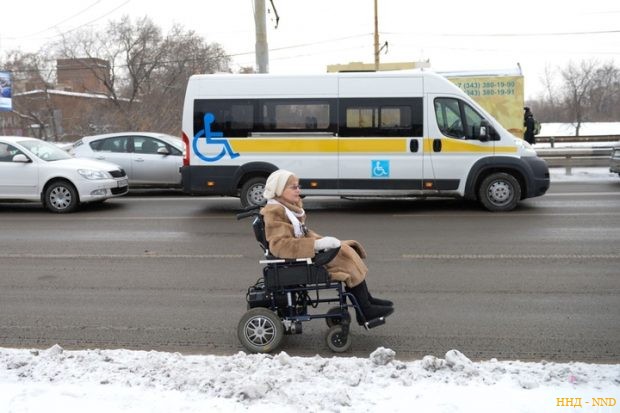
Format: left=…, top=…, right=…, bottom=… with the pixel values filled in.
left=18, top=140, right=73, bottom=162
left=159, top=135, right=184, bottom=151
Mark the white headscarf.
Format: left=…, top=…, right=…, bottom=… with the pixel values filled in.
left=263, top=169, right=295, bottom=200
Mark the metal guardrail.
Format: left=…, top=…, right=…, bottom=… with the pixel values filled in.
left=536, top=135, right=620, bottom=145
left=530, top=135, right=617, bottom=174
left=536, top=147, right=613, bottom=174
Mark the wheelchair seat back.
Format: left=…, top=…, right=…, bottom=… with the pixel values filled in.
left=252, top=214, right=270, bottom=254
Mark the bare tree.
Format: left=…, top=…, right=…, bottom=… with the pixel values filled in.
left=135, top=24, right=231, bottom=133
left=53, top=16, right=230, bottom=134
left=560, top=60, right=599, bottom=136
left=588, top=62, right=620, bottom=121
left=0, top=50, right=63, bottom=139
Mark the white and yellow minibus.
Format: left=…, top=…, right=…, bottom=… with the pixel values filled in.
left=180, top=70, right=549, bottom=211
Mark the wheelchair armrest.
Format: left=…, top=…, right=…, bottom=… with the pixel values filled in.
left=313, top=246, right=340, bottom=266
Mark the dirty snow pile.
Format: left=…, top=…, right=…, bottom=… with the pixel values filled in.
left=1, top=345, right=619, bottom=412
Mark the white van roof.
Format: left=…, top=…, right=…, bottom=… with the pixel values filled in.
left=186, top=70, right=464, bottom=99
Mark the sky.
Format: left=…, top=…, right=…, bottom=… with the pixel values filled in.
left=1, top=0, right=618, bottom=100
left=1, top=345, right=619, bottom=412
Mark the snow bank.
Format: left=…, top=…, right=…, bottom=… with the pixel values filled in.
left=1, top=345, right=618, bottom=412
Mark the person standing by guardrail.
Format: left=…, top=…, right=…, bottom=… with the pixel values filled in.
left=524, top=107, right=537, bottom=145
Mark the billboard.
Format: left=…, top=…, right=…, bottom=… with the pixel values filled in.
left=0, top=71, right=12, bottom=112
left=446, top=73, right=525, bottom=137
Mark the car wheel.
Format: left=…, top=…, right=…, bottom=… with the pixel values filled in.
left=240, top=177, right=266, bottom=208
left=44, top=180, right=79, bottom=213
left=478, top=172, right=521, bottom=212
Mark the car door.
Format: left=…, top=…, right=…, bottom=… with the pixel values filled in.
left=131, top=136, right=181, bottom=185
left=89, top=136, right=132, bottom=178
left=0, top=142, right=39, bottom=198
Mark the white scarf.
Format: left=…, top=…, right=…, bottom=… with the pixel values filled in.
left=268, top=199, right=306, bottom=238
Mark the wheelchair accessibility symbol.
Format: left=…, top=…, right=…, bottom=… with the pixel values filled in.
left=192, top=113, right=240, bottom=162
left=371, top=160, right=390, bottom=178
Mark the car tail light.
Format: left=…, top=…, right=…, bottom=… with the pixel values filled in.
left=182, top=132, right=190, bottom=166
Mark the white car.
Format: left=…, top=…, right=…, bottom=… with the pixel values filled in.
left=69, top=132, right=184, bottom=188
left=0, top=136, right=128, bottom=213
left=610, top=142, right=620, bottom=176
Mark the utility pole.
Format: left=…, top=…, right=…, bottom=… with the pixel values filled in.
left=254, top=0, right=269, bottom=73
left=374, top=0, right=380, bottom=71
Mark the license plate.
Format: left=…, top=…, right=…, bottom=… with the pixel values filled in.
left=117, top=179, right=128, bottom=188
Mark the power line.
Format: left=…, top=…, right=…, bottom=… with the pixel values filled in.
left=49, top=0, right=132, bottom=39
left=4, top=0, right=132, bottom=42
left=227, top=33, right=372, bottom=57
left=382, top=29, right=620, bottom=38
left=18, top=0, right=104, bottom=38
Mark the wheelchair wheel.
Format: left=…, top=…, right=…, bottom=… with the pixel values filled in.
left=326, top=325, right=351, bottom=353
left=325, top=306, right=351, bottom=328
left=238, top=308, right=284, bottom=353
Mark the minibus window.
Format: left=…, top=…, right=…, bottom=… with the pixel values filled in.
left=339, top=98, right=423, bottom=137
left=194, top=99, right=254, bottom=137
left=435, top=97, right=487, bottom=140
left=462, top=104, right=485, bottom=140
left=271, top=103, right=330, bottom=129
left=435, top=98, right=464, bottom=139
left=258, top=99, right=336, bottom=133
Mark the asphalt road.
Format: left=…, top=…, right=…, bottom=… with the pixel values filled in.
left=0, top=181, right=619, bottom=362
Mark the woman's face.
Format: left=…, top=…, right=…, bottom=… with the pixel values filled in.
left=279, top=176, right=301, bottom=204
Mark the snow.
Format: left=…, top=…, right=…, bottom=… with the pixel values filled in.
left=1, top=345, right=618, bottom=412
left=539, top=122, right=620, bottom=138
left=548, top=167, right=618, bottom=182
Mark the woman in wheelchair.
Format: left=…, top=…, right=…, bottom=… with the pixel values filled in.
left=261, top=169, right=394, bottom=325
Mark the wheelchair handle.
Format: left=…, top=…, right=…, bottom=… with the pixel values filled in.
left=236, top=203, right=264, bottom=220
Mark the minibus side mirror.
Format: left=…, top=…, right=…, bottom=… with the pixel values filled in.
left=476, top=120, right=499, bottom=142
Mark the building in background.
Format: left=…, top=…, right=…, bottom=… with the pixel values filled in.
left=0, top=58, right=116, bottom=140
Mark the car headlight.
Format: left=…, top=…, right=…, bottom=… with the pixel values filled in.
left=78, top=169, right=112, bottom=180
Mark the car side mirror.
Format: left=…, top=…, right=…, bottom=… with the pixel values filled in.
left=12, top=154, right=31, bottom=163
left=157, top=147, right=170, bottom=155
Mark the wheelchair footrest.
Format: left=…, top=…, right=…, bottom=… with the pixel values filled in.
left=363, top=317, right=386, bottom=330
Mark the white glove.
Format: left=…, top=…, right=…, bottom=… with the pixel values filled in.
left=314, top=236, right=341, bottom=251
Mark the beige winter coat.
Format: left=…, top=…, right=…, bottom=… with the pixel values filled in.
left=261, top=203, right=367, bottom=288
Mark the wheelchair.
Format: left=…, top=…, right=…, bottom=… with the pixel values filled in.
left=236, top=205, right=387, bottom=354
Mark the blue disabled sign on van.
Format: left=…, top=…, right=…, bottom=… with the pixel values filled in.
left=371, top=160, right=390, bottom=178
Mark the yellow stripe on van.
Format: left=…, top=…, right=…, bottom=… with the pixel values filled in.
left=495, top=145, right=518, bottom=154
left=231, top=139, right=338, bottom=153
left=436, top=138, right=495, bottom=153
left=230, top=138, right=408, bottom=153
left=229, top=137, right=518, bottom=154
left=423, top=138, right=518, bottom=154
left=339, top=139, right=408, bottom=152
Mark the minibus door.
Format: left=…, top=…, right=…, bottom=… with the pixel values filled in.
left=425, top=96, right=495, bottom=193
left=336, top=92, right=425, bottom=194
left=337, top=135, right=424, bottom=194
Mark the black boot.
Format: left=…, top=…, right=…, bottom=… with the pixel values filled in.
left=361, top=280, right=394, bottom=307
left=347, top=283, right=394, bottom=325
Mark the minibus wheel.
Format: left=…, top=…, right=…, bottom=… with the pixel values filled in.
left=478, top=172, right=521, bottom=212
left=240, top=177, right=266, bottom=207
